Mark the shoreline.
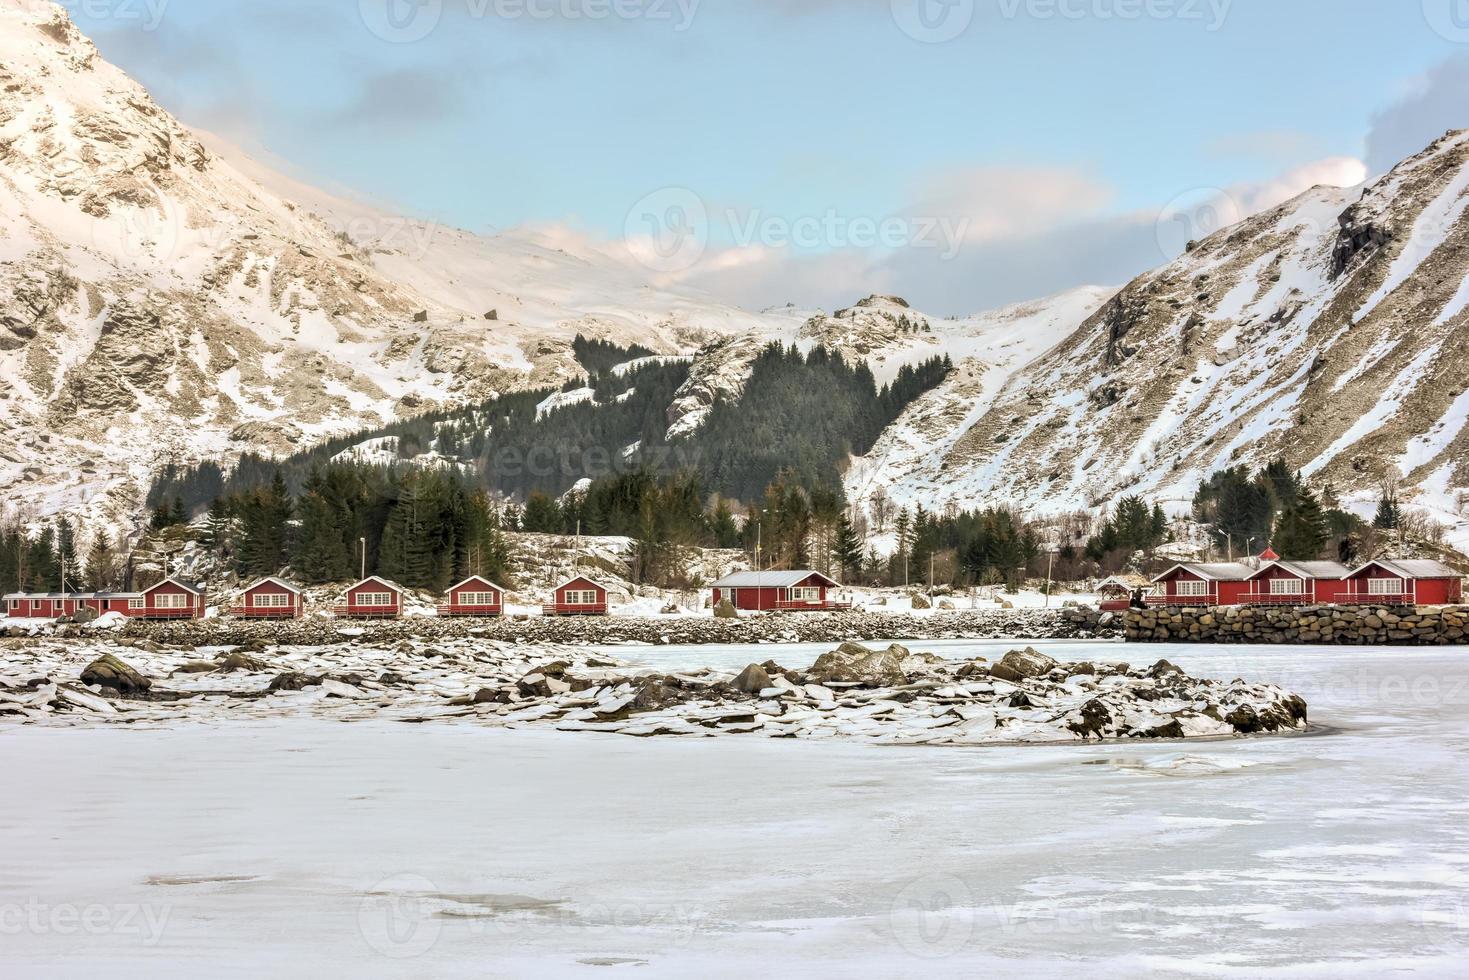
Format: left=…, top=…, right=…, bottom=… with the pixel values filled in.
left=94, top=606, right=1119, bottom=648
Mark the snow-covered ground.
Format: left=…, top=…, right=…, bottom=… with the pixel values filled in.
left=2, top=640, right=1467, bottom=977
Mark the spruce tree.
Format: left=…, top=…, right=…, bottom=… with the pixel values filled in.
left=833, top=514, right=864, bottom=582
left=85, top=535, right=116, bottom=591
left=1374, top=492, right=1401, bottom=531
left=55, top=518, right=79, bottom=583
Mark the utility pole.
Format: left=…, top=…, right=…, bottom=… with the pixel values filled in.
left=1045, top=547, right=1057, bottom=609
left=755, top=523, right=763, bottom=613
left=359, top=537, right=367, bottom=581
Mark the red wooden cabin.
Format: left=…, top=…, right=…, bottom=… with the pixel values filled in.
left=543, top=576, right=608, bottom=616
left=332, top=576, right=405, bottom=619
left=1342, top=560, right=1463, bottom=606
left=438, top=576, right=506, bottom=618
left=1241, top=561, right=1351, bottom=605
left=710, top=570, right=848, bottom=612
left=135, top=579, right=207, bottom=620
left=4, top=578, right=206, bottom=620
left=229, top=577, right=305, bottom=619
left=1147, top=563, right=1254, bottom=606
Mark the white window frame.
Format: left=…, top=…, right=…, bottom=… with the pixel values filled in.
left=460, top=591, right=499, bottom=606
left=1368, top=577, right=1406, bottom=596
left=1270, top=578, right=1306, bottom=595
left=1176, top=580, right=1209, bottom=597
left=153, top=593, right=189, bottom=610
left=253, top=592, right=291, bottom=608
left=788, top=586, right=822, bottom=602
left=358, top=592, right=394, bottom=607
left=564, top=590, right=599, bottom=606
left=128, top=598, right=144, bottom=610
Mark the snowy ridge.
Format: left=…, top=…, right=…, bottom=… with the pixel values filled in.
left=0, top=1, right=784, bottom=540
left=849, top=131, right=1469, bottom=552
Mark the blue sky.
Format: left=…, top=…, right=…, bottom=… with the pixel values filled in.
left=70, top=0, right=1469, bottom=313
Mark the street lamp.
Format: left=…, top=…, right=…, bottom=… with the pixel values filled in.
left=1044, top=546, right=1059, bottom=608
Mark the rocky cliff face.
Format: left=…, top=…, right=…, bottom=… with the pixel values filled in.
left=0, top=1, right=775, bottom=538
left=853, top=132, right=1469, bottom=545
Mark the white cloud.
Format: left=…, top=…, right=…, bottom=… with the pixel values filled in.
left=1365, top=56, right=1469, bottom=176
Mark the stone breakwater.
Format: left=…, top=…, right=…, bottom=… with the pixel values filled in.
left=0, top=636, right=1306, bottom=744
left=99, top=607, right=1118, bottom=649
left=1126, top=604, right=1469, bottom=645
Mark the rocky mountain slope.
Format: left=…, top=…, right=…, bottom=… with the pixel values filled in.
left=0, top=0, right=782, bottom=536
left=852, top=132, right=1469, bottom=549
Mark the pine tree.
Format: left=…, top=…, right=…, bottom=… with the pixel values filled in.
left=832, top=513, right=864, bottom=582
left=294, top=489, right=353, bottom=583
left=521, top=492, right=562, bottom=534
left=85, top=535, right=116, bottom=591
left=892, top=508, right=913, bottom=586
left=1374, top=492, right=1401, bottom=531
left=1273, top=489, right=1329, bottom=560
left=55, top=518, right=79, bottom=584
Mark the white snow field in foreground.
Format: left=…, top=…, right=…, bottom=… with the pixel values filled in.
left=2, top=641, right=1468, bottom=978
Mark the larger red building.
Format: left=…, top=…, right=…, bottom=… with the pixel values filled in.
left=1148, top=554, right=1463, bottom=608
left=3, top=578, right=206, bottom=620
left=710, top=570, right=847, bottom=612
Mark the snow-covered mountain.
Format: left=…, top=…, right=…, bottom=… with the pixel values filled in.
left=848, top=132, right=1469, bottom=549
left=8, top=0, right=1469, bottom=557
left=0, top=0, right=783, bottom=533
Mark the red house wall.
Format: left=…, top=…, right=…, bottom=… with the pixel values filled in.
left=714, top=575, right=831, bottom=611
left=1415, top=578, right=1460, bottom=605
left=345, top=581, right=401, bottom=615
left=1345, top=565, right=1415, bottom=603
left=1156, top=570, right=1214, bottom=603
left=448, top=581, right=503, bottom=612
left=140, top=581, right=204, bottom=618
left=244, top=582, right=301, bottom=616
left=555, top=577, right=607, bottom=607
left=1248, top=566, right=1311, bottom=602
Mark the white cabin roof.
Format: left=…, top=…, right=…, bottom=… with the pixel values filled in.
left=711, top=570, right=840, bottom=589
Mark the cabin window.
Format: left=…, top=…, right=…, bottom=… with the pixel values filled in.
left=128, top=598, right=144, bottom=610
left=1270, top=578, right=1305, bottom=595
left=253, top=593, right=291, bottom=608
left=564, top=590, right=599, bottom=605
left=461, top=592, right=498, bottom=605
left=788, top=587, right=822, bottom=602
left=1368, top=577, right=1405, bottom=596
left=1176, top=580, right=1209, bottom=597
left=153, top=593, right=189, bottom=609
left=358, top=592, right=393, bottom=607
